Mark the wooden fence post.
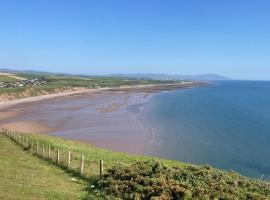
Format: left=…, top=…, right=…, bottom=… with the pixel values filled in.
left=67, top=151, right=71, bottom=169
left=31, top=141, right=33, bottom=151
left=100, top=160, right=104, bottom=178
left=42, top=144, right=45, bottom=157
left=48, top=145, right=51, bottom=159
left=57, top=149, right=60, bottom=165
left=25, top=138, right=28, bottom=148
left=36, top=142, right=39, bottom=154
left=18, top=136, right=21, bottom=145
left=80, top=155, right=84, bottom=175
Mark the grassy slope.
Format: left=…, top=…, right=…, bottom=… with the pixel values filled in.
left=0, top=134, right=91, bottom=200
left=0, top=75, right=19, bottom=82
left=3, top=131, right=269, bottom=199
left=0, top=73, right=179, bottom=95
left=0, top=131, right=183, bottom=200
left=17, top=132, right=183, bottom=177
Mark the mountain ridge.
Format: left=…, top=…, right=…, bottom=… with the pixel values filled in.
left=0, top=68, right=230, bottom=81
left=108, top=73, right=231, bottom=81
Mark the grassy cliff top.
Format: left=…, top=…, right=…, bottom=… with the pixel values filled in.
left=2, top=131, right=269, bottom=200
left=0, top=134, right=91, bottom=200
left=0, top=73, right=182, bottom=100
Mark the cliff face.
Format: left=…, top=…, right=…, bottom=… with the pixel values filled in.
left=0, top=87, right=87, bottom=102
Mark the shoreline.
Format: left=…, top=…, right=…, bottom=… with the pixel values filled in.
left=0, top=82, right=202, bottom=155
left=0, top=82, right=203, bottom=108
left=0, top=90, right=155, bottom=154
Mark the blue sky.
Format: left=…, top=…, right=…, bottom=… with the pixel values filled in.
left=0, top=0, right=269, bottom=80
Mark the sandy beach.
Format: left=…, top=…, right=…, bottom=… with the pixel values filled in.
left=0, top=89, right=153, bottom=154
left=0, top=82, right=202, bottom=154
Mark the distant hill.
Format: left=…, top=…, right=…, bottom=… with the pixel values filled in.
left=108, top=73, right=231, bottom=81
left=178, top=74, right=231, bottom=81
left=0, top=68, right=70, bottom=77
left=0, top=69, right=230, bottom=81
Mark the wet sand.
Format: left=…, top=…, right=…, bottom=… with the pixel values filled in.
left=0, top=82, right=203, bottom=154
left=0, top=90, right=153, bottom=154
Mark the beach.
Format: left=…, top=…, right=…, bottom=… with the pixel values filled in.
left=1, top=81, right=269, bottom=179
left=0, top=82, right=202, bottom=155
left=0, top=91, right=150, bottom=154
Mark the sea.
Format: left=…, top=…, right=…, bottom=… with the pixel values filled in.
left=141, top=81, right=270, bottom=180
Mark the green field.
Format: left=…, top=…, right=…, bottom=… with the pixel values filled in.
left=5, top=131, right=182, bottom=178
left=0, top=73, right=179, bottom=96
left=0, top=75, right=20, bottom=82
left=0, top=134, right=92, bottom=200
left=1, top=131, right=269, bottom=200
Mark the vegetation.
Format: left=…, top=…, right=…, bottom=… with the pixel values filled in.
left=0, top=134, right=90, bottom=200
left=7, top=131, right=181, bottom=179
left=0, top=75, right=20, bottom=82
left=96, top=161, right=270, bottom=200
left=0, top=72, right=179, bottom=98
left=2, top=131, right=269, bottom=200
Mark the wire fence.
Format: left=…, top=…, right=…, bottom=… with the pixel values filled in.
left=1, top=128, right=104, bottom=180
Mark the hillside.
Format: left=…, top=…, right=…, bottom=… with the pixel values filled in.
left=1, top=130, right=269, bottom=199
left=108, top=73, right=230, bottom=81
left=0, top=134, right=91, bottom=200
left=0, top=72, right=182, bottom=102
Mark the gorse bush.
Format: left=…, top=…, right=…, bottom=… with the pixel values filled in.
left=96, top=161, right=270, bottom=200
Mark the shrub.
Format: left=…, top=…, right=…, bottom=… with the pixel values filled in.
left=95, top=161, right=270, bottom=200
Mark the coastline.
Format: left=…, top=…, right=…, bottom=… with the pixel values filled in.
left=0, top=90, right=154, bottom=154
left=0, top=82, right=203, bottom=108
left=0, top=82, right=202, bottom=155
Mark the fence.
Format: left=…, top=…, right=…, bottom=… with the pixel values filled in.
left=1, top=128, right=104, bottom=180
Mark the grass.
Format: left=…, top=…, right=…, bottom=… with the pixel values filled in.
left=0, top=73, right=180, bottom=97
left=10, top=131, right=183, bottom=179
left=0, top=134, right=92, bottom=200
left=1, top=131, right=184, bottom=200
left=0, top=75, right=19, bottom=82
left=2, top=131, right=270, bottom=199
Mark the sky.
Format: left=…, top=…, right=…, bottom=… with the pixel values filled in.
left=0, top=0, right=270, bottom=80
